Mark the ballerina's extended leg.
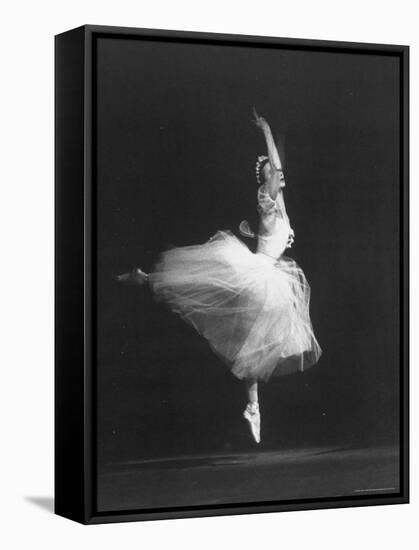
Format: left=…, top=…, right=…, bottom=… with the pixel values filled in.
left=116, top=268, right=149, bottom=285
left=243, top=378, right=260, bottom=443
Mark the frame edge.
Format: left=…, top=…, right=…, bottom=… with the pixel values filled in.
left=54, top=25, right=89, bottom=524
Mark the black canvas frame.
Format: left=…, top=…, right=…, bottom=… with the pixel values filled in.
left=55, top=24, right=409, bottom=524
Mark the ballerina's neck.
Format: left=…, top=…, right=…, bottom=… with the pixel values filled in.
left=255, top=250, right=280, bottom=262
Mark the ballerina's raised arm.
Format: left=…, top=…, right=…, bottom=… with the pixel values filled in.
left=253, top=108, right=286, bottom=200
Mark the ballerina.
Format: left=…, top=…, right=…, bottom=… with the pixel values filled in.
left=118, top=110, right=321, bottom=443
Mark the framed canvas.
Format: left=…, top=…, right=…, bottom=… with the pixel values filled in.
left=55, top=25, right=409, bottom=524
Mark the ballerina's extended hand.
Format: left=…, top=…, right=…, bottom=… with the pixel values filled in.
left=253, top=107, right=270, bottom=132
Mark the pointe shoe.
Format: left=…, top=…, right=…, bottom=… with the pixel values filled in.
left=131, top=268, right=149, bottom=285
left=243, top=402, right=261, bottom=443
left=116, top=268, right=148, bottom=285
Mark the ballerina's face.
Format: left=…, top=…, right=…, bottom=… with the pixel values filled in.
left=261, top=162, right=285, bottom=188
left=261, top=162, right=272, bottom=183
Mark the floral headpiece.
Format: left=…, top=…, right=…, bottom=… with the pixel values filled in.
left=255, top=155, right=269, bottom=184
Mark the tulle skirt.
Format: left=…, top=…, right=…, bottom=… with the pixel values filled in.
left=149, top=231, right=321, bottom=381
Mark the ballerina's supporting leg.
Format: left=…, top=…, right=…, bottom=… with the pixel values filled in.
left=246, top=377, right=259, bottom=406
left=243, top=377, right=261, bottom=444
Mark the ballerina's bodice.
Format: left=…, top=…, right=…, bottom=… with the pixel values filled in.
left=240, top=183, right=294, bottom=260
left=256, top=183, right=294, bottom=259
left=257, top=217, right=293, bottom=259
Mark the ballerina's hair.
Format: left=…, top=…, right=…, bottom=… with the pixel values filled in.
left=255, top=155, right=270, bottom=184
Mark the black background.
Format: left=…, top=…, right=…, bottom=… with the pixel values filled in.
left=96, top=37, right=400, bottom=468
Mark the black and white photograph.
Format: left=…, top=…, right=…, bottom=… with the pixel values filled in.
left=71, top=27, right=408, bottom=517
left=2, top=0, right=417, bottom=547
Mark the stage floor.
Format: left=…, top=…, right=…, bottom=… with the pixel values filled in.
left=97, top=445, right=400, bottom=512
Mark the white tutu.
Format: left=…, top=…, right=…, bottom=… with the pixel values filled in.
left=149, top=231, right=321, bottom=381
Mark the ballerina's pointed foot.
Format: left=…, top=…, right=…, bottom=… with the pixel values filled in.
left=243, top=402, right=261, bottom=443
left=116, top=268, right=149, bottom=285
